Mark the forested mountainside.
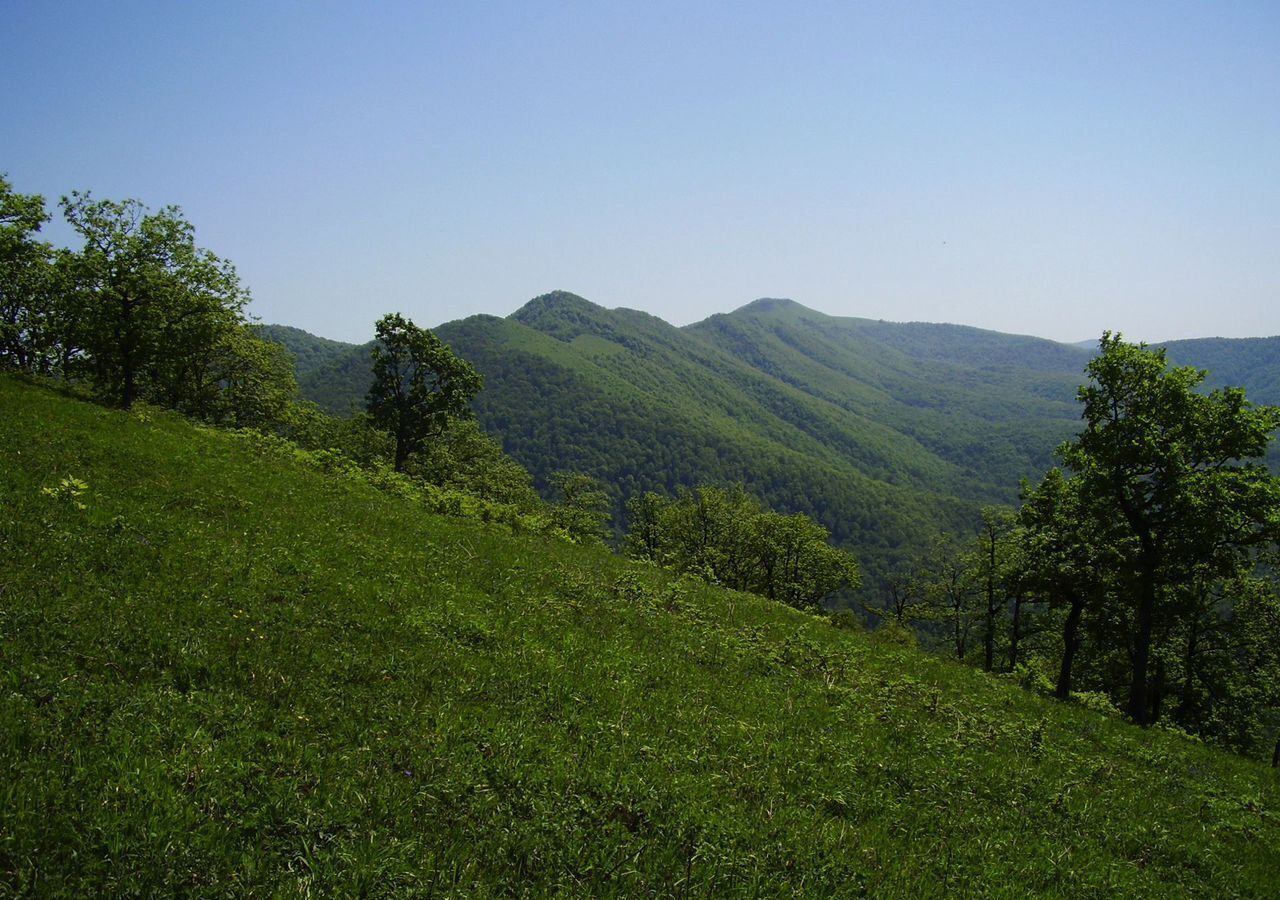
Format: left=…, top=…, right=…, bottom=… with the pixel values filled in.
left=4, top=375, right=1278, bottom=895
left=264, top=293, right=1280, bottom=584
left=1160, top=336, right=1280, bottom=405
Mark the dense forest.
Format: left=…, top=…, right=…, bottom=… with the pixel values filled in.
left=4, top=174, right=1280, bottom=891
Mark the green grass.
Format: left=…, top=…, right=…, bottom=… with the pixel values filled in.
left=2, top=375, right=1278, bottom=896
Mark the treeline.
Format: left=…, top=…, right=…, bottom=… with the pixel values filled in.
left=1, top=178, right=296, bottom=426
left=881, top=335, right=1280, bottom=761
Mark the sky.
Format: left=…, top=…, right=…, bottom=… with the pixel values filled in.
left=2, top=1, right=1277, bottom=344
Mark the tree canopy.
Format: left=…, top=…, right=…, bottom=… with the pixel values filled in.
left=366, top=312, right=484, bottom=471
left=1059, top=333, right=1280, bottom=724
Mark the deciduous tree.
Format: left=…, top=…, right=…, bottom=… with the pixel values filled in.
left=60, top=192, right=248, bottom=409
left=1058, top=333, right=1280, bottom=724
left=366, top=312, right=483, bottom=471
left=0, top=176, right=57, bottom=371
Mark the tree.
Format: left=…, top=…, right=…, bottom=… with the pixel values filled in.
left=973, top=507, right=1016, bottom=671
left=751, top=510, right=860, bottom=609
left=366, top=312, right=483, bottom=471
left=211, top=326, right=299, bottom=430
left=1017, top=468, right=1125, bottom=698
left=624, top=484, right=860, bottom=610
left=0, top=176, right=57, bottom=371
left=550, top=471, right=611, bottom=543
left=878, top=560, right=926, bottom=627
left=407, top=418, right=541, bottom=511
left=921, top=535, right=977, bottom=661
left=1059, top=333, right=1280, bottom=724
left=60, top=191, right=248, bottom=409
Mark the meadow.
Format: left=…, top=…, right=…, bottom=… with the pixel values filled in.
left=2, top=375, right=1278, bottom=896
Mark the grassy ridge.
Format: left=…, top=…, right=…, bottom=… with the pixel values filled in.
left=5, top=376, right=1277, bottom=896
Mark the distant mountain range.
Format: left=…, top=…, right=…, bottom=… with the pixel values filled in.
left=259, top=294, right=1280, bottom=587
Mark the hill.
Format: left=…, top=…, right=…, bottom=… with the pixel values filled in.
left=1158, top=336, right=1280, bottom=405
left=3, top=374, right=1278, bottom=895
left=262, top=297, right=1280, bottom=586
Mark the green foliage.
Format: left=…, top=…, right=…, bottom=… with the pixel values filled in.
left=367, top=312, right=483, bottom=471
left=59, top=191, right=251, bottom=410
left=0, top=175, right=60, bottom=372
left=871, top=620, right=919, bottom=648
left=4, top=374, right=1280, bottom=895
left=213, top=325, right=299, bottom=430
left=549, top=471, right=611, bottom=543
left=625, top=484, right=860, bottom=609
left=827, top=608, right=862, bottom=630
left=405, top=418, right=542, bottom=512
left=282, top=401, right=396, bottom=468
left=1060, top=333, right=1280, bottom=724
left=0, top=177, right=299, bottom=431
left=266, top=295, right=1280, bottom=593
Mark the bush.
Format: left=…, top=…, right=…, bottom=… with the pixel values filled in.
left=828, top=609, right=862, bottom=631
left=872, top=620, right=917, bottom=648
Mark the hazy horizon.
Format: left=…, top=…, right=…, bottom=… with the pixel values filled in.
left=3, top=2, right=1276, bottom=345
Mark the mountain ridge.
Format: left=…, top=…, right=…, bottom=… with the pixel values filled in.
left=261, top=294, right=1280, bottom=586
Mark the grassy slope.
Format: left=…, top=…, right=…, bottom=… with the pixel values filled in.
left=2, top=375, right=1278, bottom=897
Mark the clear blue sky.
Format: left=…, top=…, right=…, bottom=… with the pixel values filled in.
left=3, top=1, right=1277, bottom=343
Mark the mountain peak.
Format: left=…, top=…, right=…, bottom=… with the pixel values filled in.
left=508, top=290, right=616, bottom=342
left=510, top=290, right=602, bottom=322
left=729, top=297, right=820, bottom=318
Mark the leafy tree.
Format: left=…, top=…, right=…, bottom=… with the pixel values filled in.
left=920, top=535, right=977, bottom=660
left=284, top=401, right=395, bottom=467
left=60, top=191, right=249, bottom=409
left=550, top=472, right=611, bottom=543
left=876, top=560, right=926, bottom=627
left=751, top=510, right=860, bottom=609
left=407, top=418, right=541, bottom=511
left=1017, top=469, right=1125, bottom=698
left=212, top=326, right=299, bottom=429
left=1210, top=577, right=1280, bottom=759
left=973, top=507, right=1016, bottom=671
left=624, top=484, right=859, bottom=609
left=624, top=491, right=668, bottom=560
left=0, top=176, right=58, bottom=371
left=366, top=312, right=483, bottom=471
left=1058, top=334, right=1280, bottom=724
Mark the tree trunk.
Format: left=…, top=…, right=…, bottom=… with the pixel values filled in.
left=1008, top=593, right=1023, bottom=673
left=393, top=421, right=410, bottom=472
left=1056, top=592, right=1083, bottom=700
left=954, top=602, right=965, bottom=660
left=122, top=361, right=136, bottom=409
left=983, top=564, right=996, bottom=672
left=1126, top=558, right=1158, bottom=725
left=1272, top=737, right=1279, bottom=768
left=1150, top=656, right=1166, bottom=724
left=1178, top=619, right=1199, bottom=728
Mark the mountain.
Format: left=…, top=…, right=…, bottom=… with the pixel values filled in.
left=253, top=323, right=359, bottom=381
left=1159, top=336, right=1280, bottom=405
left=262, top=295, right=1280, bottom=586
left=4, top=374, right=1277, bottom=894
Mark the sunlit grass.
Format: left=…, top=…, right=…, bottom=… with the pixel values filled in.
left=1, top=374, right=1277, bottom=896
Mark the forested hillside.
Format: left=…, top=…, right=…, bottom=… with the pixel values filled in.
left=4, top=375, right=1278, bottom=895
left=267, top=291, right=1280, bottom=587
